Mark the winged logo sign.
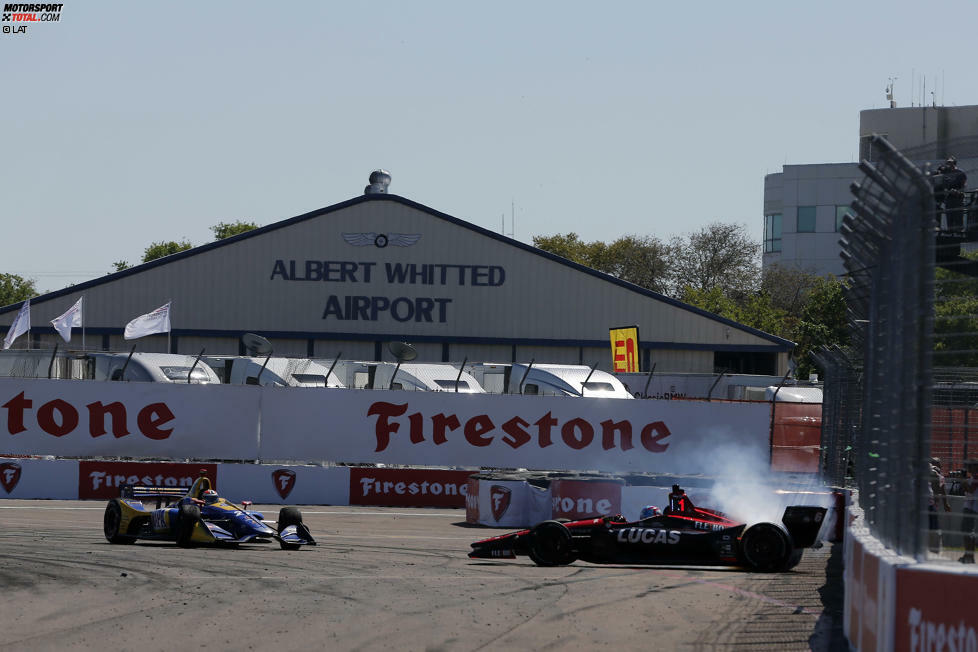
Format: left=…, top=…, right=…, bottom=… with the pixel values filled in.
left=342, top=232, right=422, bottom=248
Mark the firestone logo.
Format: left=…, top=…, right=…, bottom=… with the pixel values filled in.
left=490, top=485, right=511, bottom=521
left=2, top=391, right=176, bottom=440
left=0, top=461, right=22, bottom=493
left=86, top=471, right=194, bottom=491
left=272, top=469, right=296, bottom=499
left=908, top=607, right=977, bottom=652
left=366, top=401, right=671, bottom=454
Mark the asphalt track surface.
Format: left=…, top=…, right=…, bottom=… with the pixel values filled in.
left=0, top=501, right=846, bottom=651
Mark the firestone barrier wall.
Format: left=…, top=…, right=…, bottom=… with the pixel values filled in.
left=844, top=504, right=978, bottom=652
left=0, top=378, right=773, bottom=475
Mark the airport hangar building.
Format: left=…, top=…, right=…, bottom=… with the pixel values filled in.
left=0, top=179, right=793, bottom=375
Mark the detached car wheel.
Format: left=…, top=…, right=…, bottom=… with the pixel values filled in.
left=176, top=504, right=201, bottom=547
left=277, top=507, right=303, bottom=551
left=528, top=520, right=577, bottom=566
left=103, top=499, right=136, bottom=544
left=739, top=523, right=792, bottom=572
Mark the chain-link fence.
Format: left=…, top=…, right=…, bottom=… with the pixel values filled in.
left=819, top=134, right=978, bottom=563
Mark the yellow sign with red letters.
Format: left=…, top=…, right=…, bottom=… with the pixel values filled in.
left=609, top=326, right=640, bottom=373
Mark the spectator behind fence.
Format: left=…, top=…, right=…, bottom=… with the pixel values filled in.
left=933, top=156, right=968, bottom=231
left=960, top=459, right=977, bottom=564
left=929, top=457, right=952, bottom=554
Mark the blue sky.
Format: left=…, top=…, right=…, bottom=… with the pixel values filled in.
left=3, top=1, right=976, bottom=292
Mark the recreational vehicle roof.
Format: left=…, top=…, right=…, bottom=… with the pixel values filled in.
left=213, top=357, right=345, bottom=387
left=372, top=362, right=485, bottom=393
left=89, top=352, right=222, bottom=384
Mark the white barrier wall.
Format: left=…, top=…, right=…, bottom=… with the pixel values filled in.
left=219, top=464, right=350, bottom=505
left=844, top=506, right=978, bottom=652
left=0, top=379, right=261, bottom=460
left=0, top=458, right=78, bottom=499
left=258, top=387, right=771, bottom=473
left=0, top=379, right=771, bottom=474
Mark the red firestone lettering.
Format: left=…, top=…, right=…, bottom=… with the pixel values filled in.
left=3, top=392, right=174, bottom=440
left=368, top=402, right=408, bottom=452
left=136, top=403, right=175, bottom=441
left=534, top=412, right=557, bottom=448
left=408, top=412, right=426, bottom=444
left=37, top=399, right=79, bottom=437
left=501, top=416, right=531, bottom=449
left=640, top=421, right=671, bottom=452
left=464, top=414, right=494, bottom=447
left=561, top=418, right=594, bottom=450
left=3, top=392, right=31, bottom=434
left=601, top=419, right=634, bottom=451
left=364, top=401, right=673, bottom=454
left=431, top=413, right=460, bottom=445
left=86, top=401, right=130, bottom=438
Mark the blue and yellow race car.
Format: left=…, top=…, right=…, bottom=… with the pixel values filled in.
left=102, top=470, right=316, bottom=550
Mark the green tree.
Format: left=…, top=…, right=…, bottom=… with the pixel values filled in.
left=211, top=220, right=259, bottom=240
left=0, top=273, right=36, bottom=307
left=683, top=286, right=790, bottom=337
left=761, top=263, right=821, bottom=317
left=669, top=222, right=760, bottom=300
left=142, top=240, right=193, bottom=263
left=792, top=276, right=850, bottom=378
left=533, top=232, right=671, bottom=293
left=933, top=258, right=978, bottom=367
left=111, top=260, right=131, bottom=273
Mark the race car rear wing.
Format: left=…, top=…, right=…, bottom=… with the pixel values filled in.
left=120, top=484, right=188, bottom=501
left=781, top=505, right=827, bottom=548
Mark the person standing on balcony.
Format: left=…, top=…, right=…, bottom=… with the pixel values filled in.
left=941, top=157, right=967, bottom=231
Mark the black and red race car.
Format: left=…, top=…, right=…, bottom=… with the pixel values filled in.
left=468, top=485, right=826, bottom=572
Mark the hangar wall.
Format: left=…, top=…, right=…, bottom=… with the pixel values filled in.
left=1, top=192, right=792, bottom=374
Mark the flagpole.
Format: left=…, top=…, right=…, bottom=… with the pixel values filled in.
left=168, top=299, right=172, bottom=353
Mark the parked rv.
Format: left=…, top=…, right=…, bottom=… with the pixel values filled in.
left=468, top=363, right=633, bottom=399
left=204, top=356, right=345, bottom=388
left=325, top=360, right=484, bottom=393
left=88, top=352, right=222, bottom=384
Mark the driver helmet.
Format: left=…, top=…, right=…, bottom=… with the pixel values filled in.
left=202, top=489, right=219, bottom=504
left=639, top=505, right=661, bottom=519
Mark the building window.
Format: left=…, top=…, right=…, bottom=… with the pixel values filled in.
left=797, top=206, right=816, bottom=232
left=764, top=213, right=782, bottom=253
left=836, top=205, right=853, bottom=232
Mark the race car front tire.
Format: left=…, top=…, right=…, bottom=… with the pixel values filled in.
left=104, top=499, right=136, bottom=544
left=527, top=520, right=577, bottom=566
left=739, top=523, right=792, bottom=572
left=176, top=504, right=201, bottom=547
left=277, top=507, right=303, bottom=551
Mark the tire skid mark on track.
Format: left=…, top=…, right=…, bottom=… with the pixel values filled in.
left=0, top=501, right=837, bottom=650
left=469, top=572, right=572, bottom=652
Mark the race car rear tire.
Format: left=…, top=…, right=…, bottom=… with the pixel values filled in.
left=527, top=520, right=576, bottom=566
left=783, top=548, right=804, bottom=571
left=176, top=504, right=200, bottom=548
left=103, top=499, right=136, bottom=544
left=739, top=523, right=792, bottom=572
left=277, top=507, right=303, bottom=551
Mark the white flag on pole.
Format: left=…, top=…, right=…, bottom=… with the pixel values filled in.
left=3, top=298, right=31, bottom=350
left=124, top=301, right=171, bottom=340
left=51, top=297, right=83, bottom=343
